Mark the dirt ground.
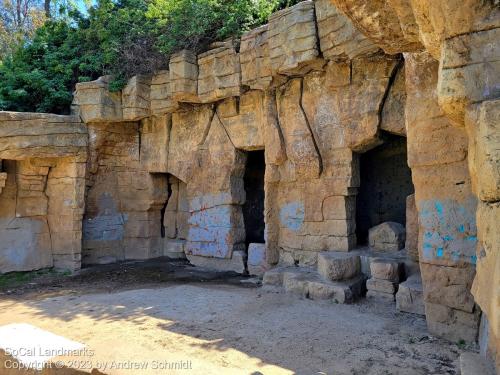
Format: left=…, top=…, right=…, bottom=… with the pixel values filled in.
left=0, top=259, right=477, bottom=374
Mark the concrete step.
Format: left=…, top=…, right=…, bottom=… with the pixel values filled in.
left=396, top=274, right=425, bottom=316
left=317, top=251, right=361, bottom=281
left=263, top=266, right=365, bottom=304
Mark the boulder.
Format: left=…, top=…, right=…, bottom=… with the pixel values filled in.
left=368, top=222, right=405, bottom=252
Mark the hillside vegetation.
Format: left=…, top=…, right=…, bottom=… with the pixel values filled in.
left=0, top=0, right=300, bottom=114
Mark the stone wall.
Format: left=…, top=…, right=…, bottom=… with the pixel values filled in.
left=0, top=0, right=497, bottom=367
left=0, top=112, right=87, bottom=272
left=329, top=0, right=499, bottom=367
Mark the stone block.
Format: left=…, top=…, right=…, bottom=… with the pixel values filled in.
left=169, top=50, right=199, bottom=103
left=420, top=262, right=476, bottom=313
left=163, top=239, right=186, bottom=259
left=197, top=43, right=241, bottom=103
left=405, top=194, right=418, bottom=261
left=240, top=25, right=272, bottom=90
left=368, top=222, right=405, bottom=252
left=186, top=250, right=246, bottom=274
left=140, top=115, right=170, bottom=173
left=370, top=258, right=403, bottom=282
left=73, top=77, right=122, bottom=123
left=248, top=243, right=267, bottom=276
left=366, top=278, right=397, bottom=294
left=425, top=302, right=480, bottom=343
left=396, top=274, right=425, bottom=316
left=122, top=75, right=151, bottom=121
left=315, top=0, right=379, bottom=61
left=262, top=267, right=285, bottom=286
left=366, top=290, right=395, bottom=301
left=317, top=251, right=360, bottom=281
left=268, top=1, right=323, bottom=75
left=150, top=70, right=178, bottom=115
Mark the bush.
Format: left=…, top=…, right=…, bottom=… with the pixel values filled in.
left=0, top=0, right=302, bottom=113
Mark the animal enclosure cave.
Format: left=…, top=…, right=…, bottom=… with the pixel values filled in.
left=242, top=150, right=265, bottom=247
left=355, top=133, right=414, bottom=245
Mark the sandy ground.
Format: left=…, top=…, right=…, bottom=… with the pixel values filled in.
left=0, top=260, right=475, bottom=375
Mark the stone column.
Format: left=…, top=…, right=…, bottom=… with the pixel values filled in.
left=405, top=52, right=480, bottom=342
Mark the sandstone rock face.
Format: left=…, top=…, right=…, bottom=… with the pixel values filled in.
left=330, top=0, right=422, bottom=54
left=268, top=1, right=323, bottom=75
left=0, top=112, right=86, bottom=273
left=369, top=222, right=406, bottom=252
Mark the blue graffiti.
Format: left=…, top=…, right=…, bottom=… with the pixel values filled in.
left=419, top=198, right=477, bottom=264
left=279, top=202, right=305, bottom=232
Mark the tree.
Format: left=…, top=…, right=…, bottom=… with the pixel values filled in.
left=0, top=0, right=46, bottom=58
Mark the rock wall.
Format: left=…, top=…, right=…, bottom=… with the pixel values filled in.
left=0, top=112, right=87, bottom=272
left=0, top=0, right=497, bottom=366
left=329, top=0, right=499, bottom=367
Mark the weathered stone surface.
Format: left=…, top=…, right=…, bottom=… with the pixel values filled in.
left=240, top=25, right=272, bottom=90
left=73, top=76, right=122, bottom=123
left=410, top=0, right=499, bottom=59
left=268, top=1, right=323, bottom=75
left=330, top=0, right=422, bottom=54
left=420, top=262, right=476, bottom=313
left=217, top=92, right=265, bottom=151
left=317, top=251, right=360, bottom=281
left=465, top=100, right=500, bottom=203
left=396, top=274, right=425, bottom=315
left=247, top=243, right=267, bottom=276
left=186, top=250, right=246, bottom=273
left=140, top=115, right=170, bottom=173
left=0, top=112, right=87, bottom=160
left=150, top=70, right=178, bottom=115
left=122, top=75, right=151, bottom=121
left=197, top=43, right=241, bottom=103
left=163, top=239, right=186, bottom=259
left=315, top=0, right=379, bottom=61
left=380, top=64, right=406, bottom=136
left=405, top=194, right=418, bottom=261
left=370, top=258, right=403, bottom=282
left=0, top=172, right=6, bottom=195
left=425, top=302, right=480, bottom=342
left=438, top=28, right=500, bottom=126
left=366, top=290, right=395, bottom=301
left=366, top=278, right=397, bottom=294
left=169, top=50, right=199, bottom=103
left=369, top=222, right=406, bottom=252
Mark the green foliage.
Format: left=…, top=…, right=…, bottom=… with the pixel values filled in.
left=0, top=0, right=302, bottom=113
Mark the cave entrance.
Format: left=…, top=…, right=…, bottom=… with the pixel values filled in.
left=355, top=133, right=414, bottom=245
left=242, top=150, right=266, bottom=247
